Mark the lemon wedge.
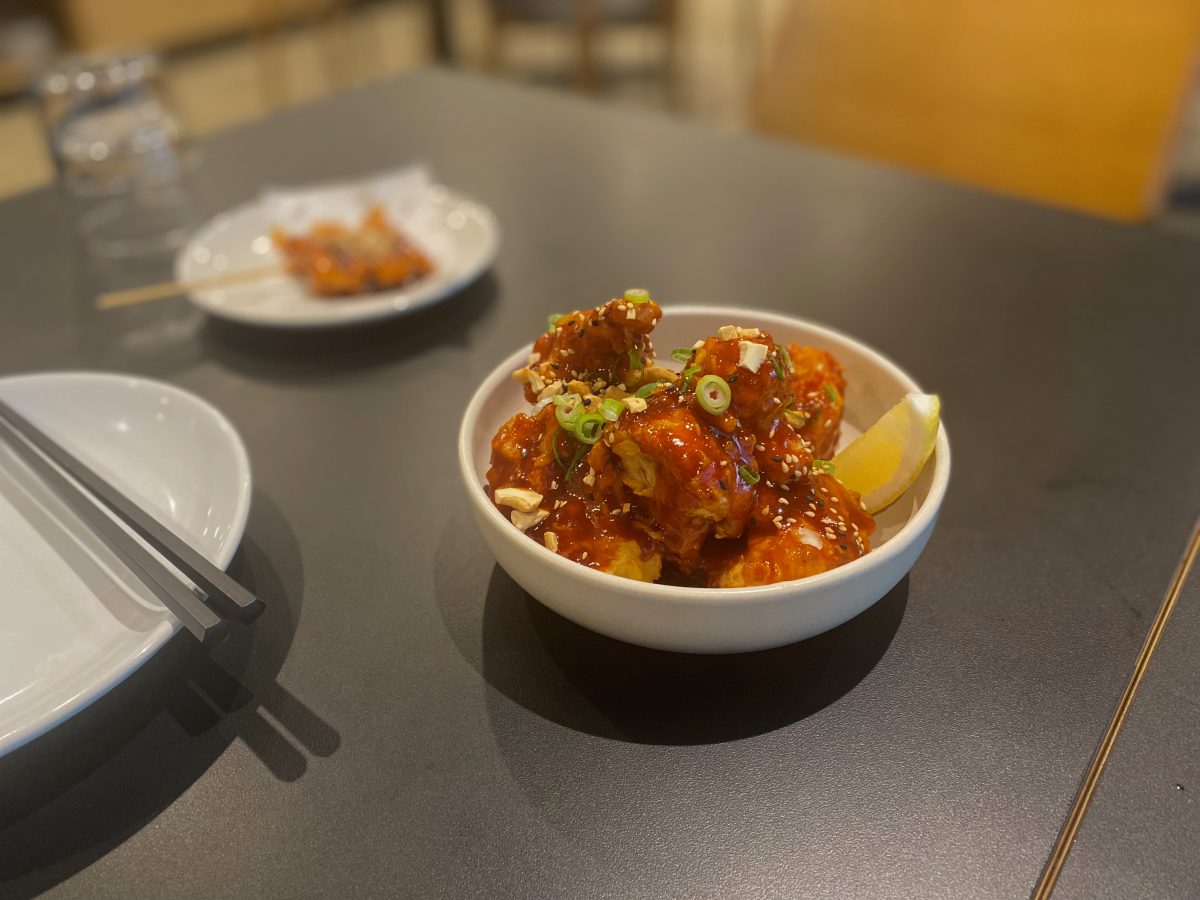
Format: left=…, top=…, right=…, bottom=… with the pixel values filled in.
left=830, top=393, right=941, bottom=513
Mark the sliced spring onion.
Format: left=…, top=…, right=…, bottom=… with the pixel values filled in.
left=554, top=393, right=583, bottom=430
left=770, top=347, right=793, bottom=379
left=575, top=412, right=605, bottom=445
left=600, top=398, right=624, bottom=421
left=624, top=288, right=650, bottom=304
left=547, top=312, right=563, bottom=331
left=635, top=382, right=662, bottom=399
left=671, top=348, right=692, bottom=364
left=628, top=347, right=642, bottom=370
left=681, top=364, right=702, bottom=390
left=823, top=382, right=841, bottom=404
left=695, top=374, right=731, bottom=415
left=784, top=409, right=808, bottom=430
left=813, top=459, right=837, bottom=474
left=552, top=429, right=568, bottom=469
left=738, top=464, right=760, bottom=485
left=564, top=441, right=588, bottom=479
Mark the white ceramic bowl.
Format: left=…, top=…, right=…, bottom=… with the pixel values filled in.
left=459, top=306, right=950, bottom=653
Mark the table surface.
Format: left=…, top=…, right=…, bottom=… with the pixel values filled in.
left=0, top=69, right=1198, bottom=900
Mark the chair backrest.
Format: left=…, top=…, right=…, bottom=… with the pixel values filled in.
left=752, top=0, right=1200, bottom=221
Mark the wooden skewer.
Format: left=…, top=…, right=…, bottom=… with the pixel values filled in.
left=95, top=263, right=287, bottom=310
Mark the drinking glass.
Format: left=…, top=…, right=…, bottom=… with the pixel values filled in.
left=39, top=51, right=199, bottom=260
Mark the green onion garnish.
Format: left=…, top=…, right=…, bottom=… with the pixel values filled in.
left=823, top=382, right=840, bottom=404
left=635, top=382, right=662, bottom=399
left=624, top=288, right=650, bottom=304
left=738, top=464, right=760, bottom=485
left=552, top=429, right=568, bottom=469
left=600, top=398, right=624, bottom=421
left=575, top=412, right=605, bottom=445
left=681, top=364, right=702, bottom=390
left=770, top=347, right=794, bottom=379
left=564, top=441, right=588, bottom=479
left=554, top=393, right=583, bottom=430
left=629, top=347, right=642, bottom=370
left=671, top=348, right=692, bottom=364
left=813, top=459, right=836, bottom=474
left=695, top=374, right=731, bottom=415
left=547, top=312, right=563, bottom=331
left=784, top=409, right=808, bottom=430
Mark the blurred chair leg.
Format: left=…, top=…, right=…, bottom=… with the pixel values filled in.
left=661, top=0, right=682, bottom=110
left=574, top=0, right=600, bottom=93
left=428, top=0, right=455, bottom=62
left=314, top=0, right=355, bottom=90
left=738, top=0, right=764, bottom=89
left=485, top=8, right=507, bottom=74
left=251, top=0, right=289, bottom=112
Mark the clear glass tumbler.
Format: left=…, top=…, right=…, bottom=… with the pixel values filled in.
left=39, top=51, right=199, bottom=260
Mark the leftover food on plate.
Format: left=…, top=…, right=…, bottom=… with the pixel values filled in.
left=485, top=290, right=939, bottom=588
left=270, top=205, right=435, bottom=297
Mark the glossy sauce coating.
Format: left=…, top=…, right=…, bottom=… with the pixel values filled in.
left=486, top=299, right=876, bottom=587
left=517, top=297, right=662, bottom=403
left=271, top=206, right=434, bottom=297
left=488, top=406, right=663, bottom=579
left=785, top=345, right=847, bottom=459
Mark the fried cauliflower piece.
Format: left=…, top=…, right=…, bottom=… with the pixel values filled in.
left=487, top=404, right=562, bottom=497
left=486, top=405, right=663, bottom=581
left=513, top=296, right=663, bottom=402
left=610, top=392, right=754, bottom=572
left=784, top=346, right=847, bottom=459
left=705, top=474, right=875, bottom=588
left=684, top=326, right=789, bottom=430
left=488, top=303, right=870, bottom=589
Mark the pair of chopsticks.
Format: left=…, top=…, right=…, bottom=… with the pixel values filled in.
left=0, top=399, right=264, bottom=646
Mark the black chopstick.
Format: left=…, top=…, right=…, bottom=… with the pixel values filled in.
left=0, top=415, right=228, bottom=645
left=0, top=398, right=264, bottom=623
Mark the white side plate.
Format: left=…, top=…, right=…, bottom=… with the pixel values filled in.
left=0, top=373, right=251, bottom=756
left=176, top=187, right=499, bottom=329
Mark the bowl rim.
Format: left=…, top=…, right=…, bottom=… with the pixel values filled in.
left=458, top=304, right=951, bottom=603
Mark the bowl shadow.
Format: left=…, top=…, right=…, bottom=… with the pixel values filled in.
left=436, top=517, right=908, bottom=745
left=0, top=491, right=336, bottom=898
left=196, top=271, right=499, bottom=385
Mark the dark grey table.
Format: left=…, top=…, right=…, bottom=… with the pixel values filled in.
left=0, top=70, right=1198, bottom=899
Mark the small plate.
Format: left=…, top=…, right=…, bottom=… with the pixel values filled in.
left=177, top=185, right=499, bottom=329
left=0, top=372, right=251, bottom=756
